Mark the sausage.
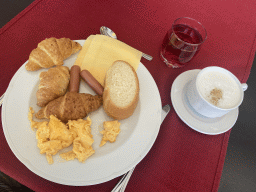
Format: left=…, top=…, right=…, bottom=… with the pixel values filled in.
left=80, top=69, right=104, bottom=95
left=69, top=65, right=81, bottom=92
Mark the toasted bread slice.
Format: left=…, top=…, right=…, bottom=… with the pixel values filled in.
left=103, top=60, right=139, bottom=120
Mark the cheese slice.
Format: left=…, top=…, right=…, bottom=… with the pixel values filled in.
left=74, top=35, right=95, bottom=67
left=74, top=35, right=142, bottom=86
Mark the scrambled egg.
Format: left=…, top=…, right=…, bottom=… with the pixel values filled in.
left=28, top=107, right=121, bottom=164
left=60, top=118, right=95, bottom=162
left=28, top=107, right=94, bottom=164
left=100, top=120, right=121, bottom=147
left=28, top=107, right=47, bottom=130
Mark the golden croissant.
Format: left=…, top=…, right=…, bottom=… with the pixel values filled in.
left=35, top=92, right=103, bottom=123
left=25, top=37, right=82, bottom=71
left=36, top=66, right=70, bottom=107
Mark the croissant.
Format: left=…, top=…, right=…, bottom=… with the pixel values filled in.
left=36, top=66, right=70, bottom=107
left=25, top=37, right=82, bottom=71
left=35, top=92, right=103, bottom=123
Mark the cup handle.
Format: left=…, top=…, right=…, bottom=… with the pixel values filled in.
left=241, top=83, right=248, bottom=91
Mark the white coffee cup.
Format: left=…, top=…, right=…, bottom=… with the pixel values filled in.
left=186, top=66, right=248, bottom=118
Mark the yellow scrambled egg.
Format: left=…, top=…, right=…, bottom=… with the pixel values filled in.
left=28, top=107, right=94, bottom=164
left=60, top=118, right=95, bottom=163
left=28, top=107, right=47, bottom=130
left=100, top=120, right=121, bottom=147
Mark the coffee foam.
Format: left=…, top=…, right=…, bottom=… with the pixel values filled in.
left=197, top=71, right=241, bottom=109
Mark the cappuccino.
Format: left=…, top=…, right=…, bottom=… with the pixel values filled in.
left=197, top=71, right=241, bottom=109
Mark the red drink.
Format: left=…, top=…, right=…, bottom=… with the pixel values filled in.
left=160, top=18, right=206, bottom=68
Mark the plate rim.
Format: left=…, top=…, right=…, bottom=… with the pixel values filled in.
left=1, top=39, right=162, bottom=186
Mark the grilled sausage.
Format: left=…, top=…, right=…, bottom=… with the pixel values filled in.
left=69, top=65, right=81, bottom=92
left=80, top=69, right=104, bottom=95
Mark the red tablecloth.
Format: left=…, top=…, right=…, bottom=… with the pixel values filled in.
left=0, top=0, right=255, bottom=191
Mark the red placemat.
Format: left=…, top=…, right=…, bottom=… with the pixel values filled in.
left=0, top=0, right=255, bottom=191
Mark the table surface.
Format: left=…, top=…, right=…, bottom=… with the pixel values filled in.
left=0, top=1, right=256, bottom=192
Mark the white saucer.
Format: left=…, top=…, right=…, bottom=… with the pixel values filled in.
left=171, top=69, right=238, bottom=135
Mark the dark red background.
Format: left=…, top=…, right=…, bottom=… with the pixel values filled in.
left=0, top=0, right=255, bottom=191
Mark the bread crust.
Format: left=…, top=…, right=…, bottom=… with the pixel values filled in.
left=103, top=61, right=139, bottom=120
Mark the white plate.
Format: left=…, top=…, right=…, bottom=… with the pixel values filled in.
left=1, top=40, right=162, bottom=186
left=171, top=69, right=238, bottom=135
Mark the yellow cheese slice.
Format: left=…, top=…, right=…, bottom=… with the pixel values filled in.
left=74, top=35, right=142, bottom=86
left=74, top=35, right=95, bottom=67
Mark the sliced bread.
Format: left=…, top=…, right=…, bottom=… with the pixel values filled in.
left=103, top=60, right=139, bottom=120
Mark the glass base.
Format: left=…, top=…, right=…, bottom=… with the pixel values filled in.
left=160, top=52, right=182, bottom=68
